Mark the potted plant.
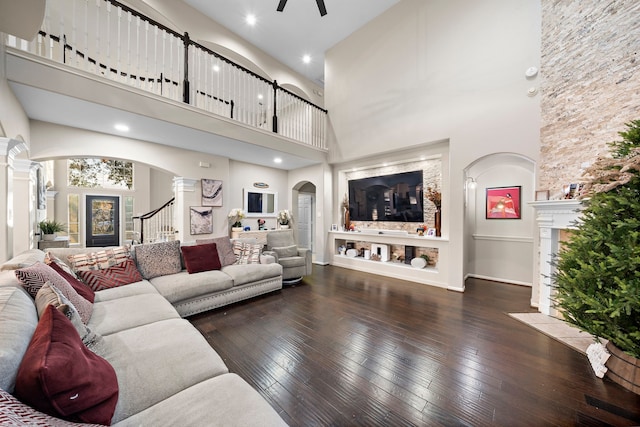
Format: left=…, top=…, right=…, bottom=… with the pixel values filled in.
left=227, top=208, right=245, bottom=230
left=38, top=220, right=66, bottom=241
left=277, top=209, right=292, bottom=229
left=553, top=119, right=640, bottom=394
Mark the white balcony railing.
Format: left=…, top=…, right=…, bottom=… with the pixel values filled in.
left=5, top=0, right=327, bottom=150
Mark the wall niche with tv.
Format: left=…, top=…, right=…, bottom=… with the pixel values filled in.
left=345, top=158, right=442, bottom=231
left=349, top=171, right=424, bottom=222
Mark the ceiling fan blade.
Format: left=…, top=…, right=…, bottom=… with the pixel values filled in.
left=276, top=0, right=288, bottom=12
left=316, top=0, right=327, bottom=16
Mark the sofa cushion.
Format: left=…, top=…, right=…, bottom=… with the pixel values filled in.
left=67, top=245, right=131, bottom=272
left=232, top=241, right=262, bottom=264
left=133, top=240, right=182, bottom=279
left=48, top=260, right=95, bottom=303
left=15, top=305, right=118, bottom=425
left=93, top=280, right=158, bottom=303
left=149, top=270, right=233, bottom=304
left=196, top=236, right=236, bottom=266
left=77, top=258, right=143, bottom=291
left=221, top=263, right=283, bottom=287
left=88, top=293, right=180, bottom=336
left=0, top=287, right=38, bottom=393
left=15, top=262, right=93, bottom=324
left=97, top=318, right=228, bottom=423
left=34, top=283, right=103, bottom=351
left=277, top=256, right=307, bottom=268
left=0, top=388, right=105, bottom=427
left=0, top=249, right=45, bottom=271
left=181, top=243, right=221, bottom=274
left=272, top=244, right=298, bottom=258
left=113, top=374, right=287, bottom=427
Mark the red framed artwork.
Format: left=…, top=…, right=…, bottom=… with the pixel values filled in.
left=486, top=186, right=521, bottom=219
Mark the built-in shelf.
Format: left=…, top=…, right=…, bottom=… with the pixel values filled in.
left=328, top=231, right=450, bottom=288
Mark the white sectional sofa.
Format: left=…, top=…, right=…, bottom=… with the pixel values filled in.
left=0, top=239, right=287, bottom=426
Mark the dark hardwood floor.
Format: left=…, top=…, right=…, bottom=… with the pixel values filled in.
left=189, top=266, right=640, bottom=426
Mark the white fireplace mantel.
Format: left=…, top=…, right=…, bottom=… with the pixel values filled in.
left=530, top=200, right=584, bottom=315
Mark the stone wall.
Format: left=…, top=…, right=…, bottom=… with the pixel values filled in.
left=539, top=0, right=640, bottom=194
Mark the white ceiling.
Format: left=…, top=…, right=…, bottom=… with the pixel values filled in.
left=183, top=0, right=400, bottom=86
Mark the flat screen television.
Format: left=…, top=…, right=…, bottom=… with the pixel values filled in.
left=348, top=171, right=424, bottom=222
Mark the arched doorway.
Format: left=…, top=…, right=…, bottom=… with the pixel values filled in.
left=294, top=181, right=316, bottom=255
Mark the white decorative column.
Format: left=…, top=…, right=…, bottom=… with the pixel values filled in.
left=530, top=200, right=583, bottom=316
left=173, top=177, right=198, bottom=243
left=0, top=138, right=29, bottom=262
left=12, top=159, right=39, bottom=255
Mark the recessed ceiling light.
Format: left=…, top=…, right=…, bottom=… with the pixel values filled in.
left=257, top=94, right=263, bottom=100
left=212, top=64, right=220, bottom=72
left=114, top=123, right=129, bottom=132
left=274, top=157, right=283, bottom=164
left=302, top=54, right=311, bottom=64
left=245, top=14, right=256, bottom=26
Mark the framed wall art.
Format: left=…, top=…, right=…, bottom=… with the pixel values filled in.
left=201, top=179, right=223, bottom=206
left=189, top=206, right=213, bottom=235
left=486, top=186, right=521, bottom=219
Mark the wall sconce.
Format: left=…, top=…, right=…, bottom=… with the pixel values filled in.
left=465, top=177, right=477, bottom=190
left=45, top=180, right=53, bottom=190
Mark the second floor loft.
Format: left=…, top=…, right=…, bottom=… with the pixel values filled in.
left=3, top=0, right=329, bottom=170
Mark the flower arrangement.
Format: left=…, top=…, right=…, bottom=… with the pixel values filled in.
left=426, top=186, right=442, bottom=209
left=227, top=208, right=245, bottom=228
left=277, top=209, right=292, bottom=225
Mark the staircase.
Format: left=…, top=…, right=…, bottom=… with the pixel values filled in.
left=132, top=198, right=175, bottom=244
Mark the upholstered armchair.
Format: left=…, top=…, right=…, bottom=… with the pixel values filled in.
left=264, top=229, right=312, bottom=284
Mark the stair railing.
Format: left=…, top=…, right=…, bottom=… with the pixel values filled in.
left=4, top=0, right=328, bottom=150
left=132, top=197, right=175, bottom=244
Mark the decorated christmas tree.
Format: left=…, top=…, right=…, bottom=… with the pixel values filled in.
left=553, top=120, right=640, bottom=359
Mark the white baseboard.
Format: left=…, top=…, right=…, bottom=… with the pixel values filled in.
left=466, top=273, right=532, bottom=287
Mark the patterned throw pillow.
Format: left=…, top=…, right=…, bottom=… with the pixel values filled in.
left=48, top=261, right=95, bottom=303
left=34, top=283, right=103, bottom=351
left=44, top=252, right=78, bottom=278
left=14, top=305, right=118, bottom=425
left=133, top=240, right=182, bottom=279
left=0, top=388, right=105, bottom=427
left=67, top=245, right=132, bottom=272
left=15, top=263, right=93, bottom=324
left=232, top=241, right=262, bottom=265
left=76, top=258, right=143, bottom=291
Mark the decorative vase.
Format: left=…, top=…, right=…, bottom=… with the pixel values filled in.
left=42, top=233, right=56, bottom=241
left=231, top=227, right=243, bottom=232
left=279, top=224, right=289, bottom=229
left=605, top=341, right=640, bottom=395
left=434, top=209, right=441, bottom=237
left=344, top=208, right=350, bottom=231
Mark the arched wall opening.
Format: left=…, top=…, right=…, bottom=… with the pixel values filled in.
left=463, top=152, right=536, bottom=287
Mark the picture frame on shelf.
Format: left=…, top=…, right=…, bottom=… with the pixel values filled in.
left=535, top=190, right=550, bottom=201
left=486, top=186, right=521, bottom=219
left=189, top=206, right=213, bottom=235
left=331, top=224, right=338, bottom=231
left=426, top=228, right=436, bottom=237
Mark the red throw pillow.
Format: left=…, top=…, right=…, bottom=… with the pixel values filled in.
left=14, top=305, right=118, bottom=425
left=181, top=243, right=221, bottom=274
left=77, top=258, right=143, bottom=291
left=48, top=261, right=96, bottom=303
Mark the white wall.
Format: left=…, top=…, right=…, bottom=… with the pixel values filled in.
left=326, top=0, right=541, bottom=289
left=228, top=160, right=288, bottom=232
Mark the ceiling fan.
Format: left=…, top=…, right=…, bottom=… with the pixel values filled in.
left=277, top=0, right=327, bottom=17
